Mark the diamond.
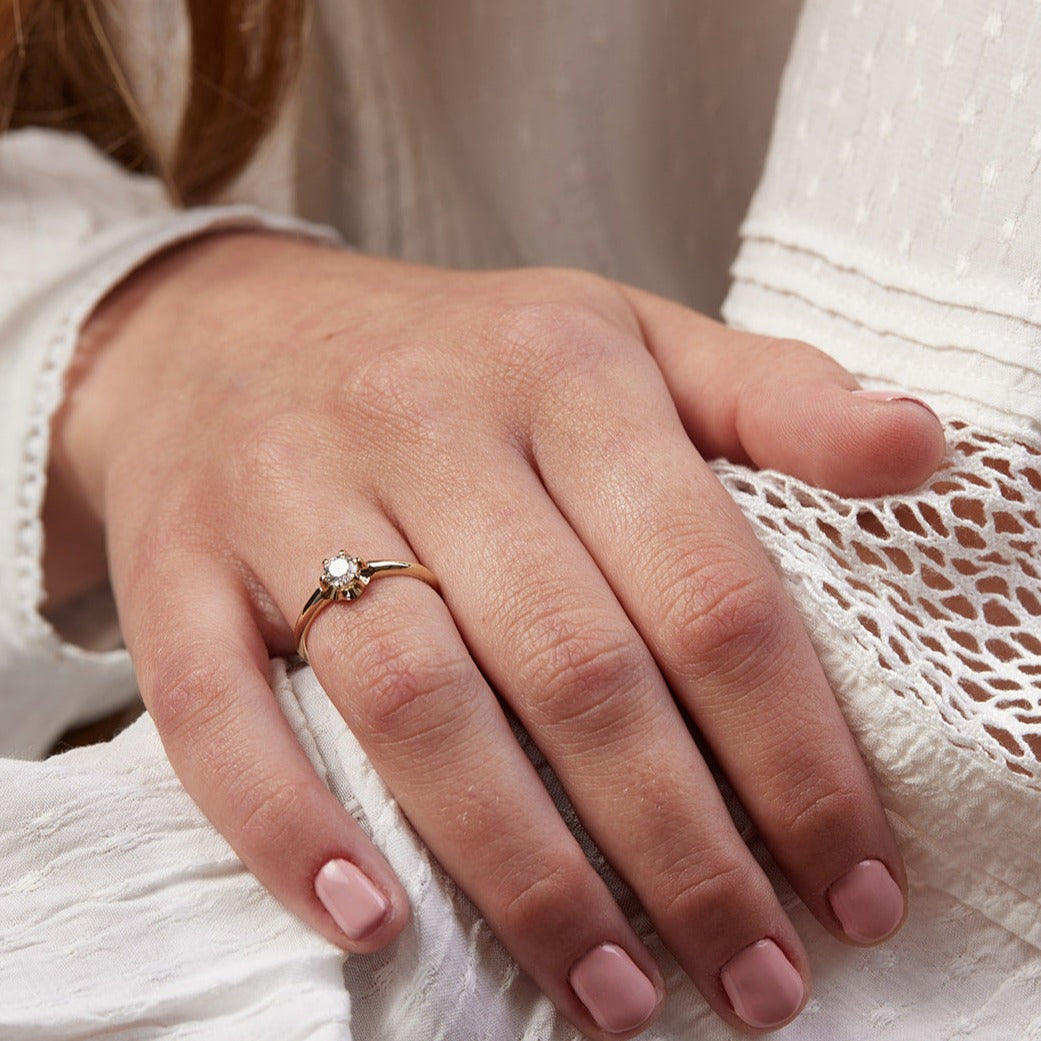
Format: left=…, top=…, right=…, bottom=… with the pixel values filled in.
left=323, top=552, right=360, bottom=589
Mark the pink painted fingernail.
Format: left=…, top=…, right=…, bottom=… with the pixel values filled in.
left=720, top=939, right=805, bottom=1029
left=852, top=389, right=941, bottom=421
left=828, top=859, right=905, bottom=944
left=570, top=943, right=659, bottom=1034
left=315, top=859, right=390, bottom=940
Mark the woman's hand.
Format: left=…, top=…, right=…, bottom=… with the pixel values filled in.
left=48, top=232, right=944, bottom=1037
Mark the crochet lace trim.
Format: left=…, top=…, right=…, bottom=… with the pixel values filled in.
left=716, top=422, right=1041, bottom=786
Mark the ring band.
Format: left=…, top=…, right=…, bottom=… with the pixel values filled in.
left=294, top=550, right=439, bottom=664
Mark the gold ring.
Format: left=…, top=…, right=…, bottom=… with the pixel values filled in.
left=294, top=550, right=440, bottom=664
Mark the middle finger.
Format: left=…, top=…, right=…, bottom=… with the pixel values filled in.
left=391, top=443, right=812, bottom=1031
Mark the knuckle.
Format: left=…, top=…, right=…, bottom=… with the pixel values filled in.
left=521, top=619, right=649, bottom=734
left=342, top=346, right=474, bottom=471
left=648, top=851, right=758, bottom=925
left=345, top=343, right=447, bottom=434
left=747, top=335, right=835, bottom=374
left=659, top=557, right=785, bottom=685
left=784, top=779, right=865, bottom=849
left=235, top=776, right=313, bottom=853
left=497, top=846, right=593, bottom=938
left=344, top=637, right=473, bottom=749
left=736, top=335, right=852, bottom=408
left=757, top=335, right=817, bottom=361
left=234, top=412, right=316, bottom=495
left=146, top=651, right=236, bottom=749
left=488, top=295, right=628, bottom=385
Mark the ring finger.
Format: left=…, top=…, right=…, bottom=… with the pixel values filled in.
left=262, top=506, right=667, bottom=1039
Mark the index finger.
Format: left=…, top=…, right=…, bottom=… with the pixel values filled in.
left=622, top=285, right=946, bottom=496
left=529, top=331, right=908, bottom=951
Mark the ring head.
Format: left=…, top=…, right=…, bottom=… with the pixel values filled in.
left=296, top=550, right=438, bottom=663
left=321, top=551, right=369, bottom=599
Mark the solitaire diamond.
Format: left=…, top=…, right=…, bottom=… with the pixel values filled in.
left=323, top=552, right=360, bottom=589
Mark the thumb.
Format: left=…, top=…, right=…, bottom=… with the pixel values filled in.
left=623, top=286, right=946, bottom=496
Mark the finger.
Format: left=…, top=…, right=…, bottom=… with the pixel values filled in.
left=392, top=449, right=812, bottom=1033
left=526, top=327, right=908, bottom=950
left=263, top=523, right=666, bottom=1039
left=622, top=284, right=946, bottom=495
left=116, top=547, right=409, bottom=952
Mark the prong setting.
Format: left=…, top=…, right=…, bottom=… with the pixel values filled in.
left=295, top=552, right=438, bottom=664
left=320, top=550, right=369, bottom=599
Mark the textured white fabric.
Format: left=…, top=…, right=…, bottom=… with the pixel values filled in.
left=724, top=0, right=1041, bottom=444
left=5, top=664, right=1041, bottom=1040
left=2, top=0, right=1041, bottom=1038
left=0, top=667, right=350, bottom=1041
left=716, top=0, right=1041, bottom=1034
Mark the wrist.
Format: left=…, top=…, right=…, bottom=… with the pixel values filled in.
left=43, top=229, right=315, bottom=609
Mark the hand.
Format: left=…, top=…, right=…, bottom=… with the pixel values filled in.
left=48, top=232, right=945, bottom=1037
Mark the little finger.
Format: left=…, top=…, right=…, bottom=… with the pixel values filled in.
left=115, top=550, right=410, bottom=951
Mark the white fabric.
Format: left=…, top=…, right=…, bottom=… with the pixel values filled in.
left=0, top=673, right=349, bottom=1041
left=5, top=670, right=1041, bottom=1041
left=106, top=0, right=802, bottom=315
left=723, top=0, right=1041, bottom=445
left=2, top=0, right=1041, bottom=1038
left=286, top=0, right=802, bottom=317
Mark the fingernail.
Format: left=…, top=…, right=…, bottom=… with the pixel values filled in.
left=314, top=858, right=390, bottom=940
left=720, top=939, right=805, bottom=1029
left=828, top=859, right=905, bottom=944
left=570, top=943, right=659, bottom=1034
left=852, top=389, right=941, bottom=421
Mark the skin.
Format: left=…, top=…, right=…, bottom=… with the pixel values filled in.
left=44, top=231, right=946, bottom=1038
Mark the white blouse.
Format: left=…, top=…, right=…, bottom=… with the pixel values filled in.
left=1, top=1, right=1039, bottom=1039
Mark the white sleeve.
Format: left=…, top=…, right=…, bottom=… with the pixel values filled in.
left=0, top=127, right=338, bottom=760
